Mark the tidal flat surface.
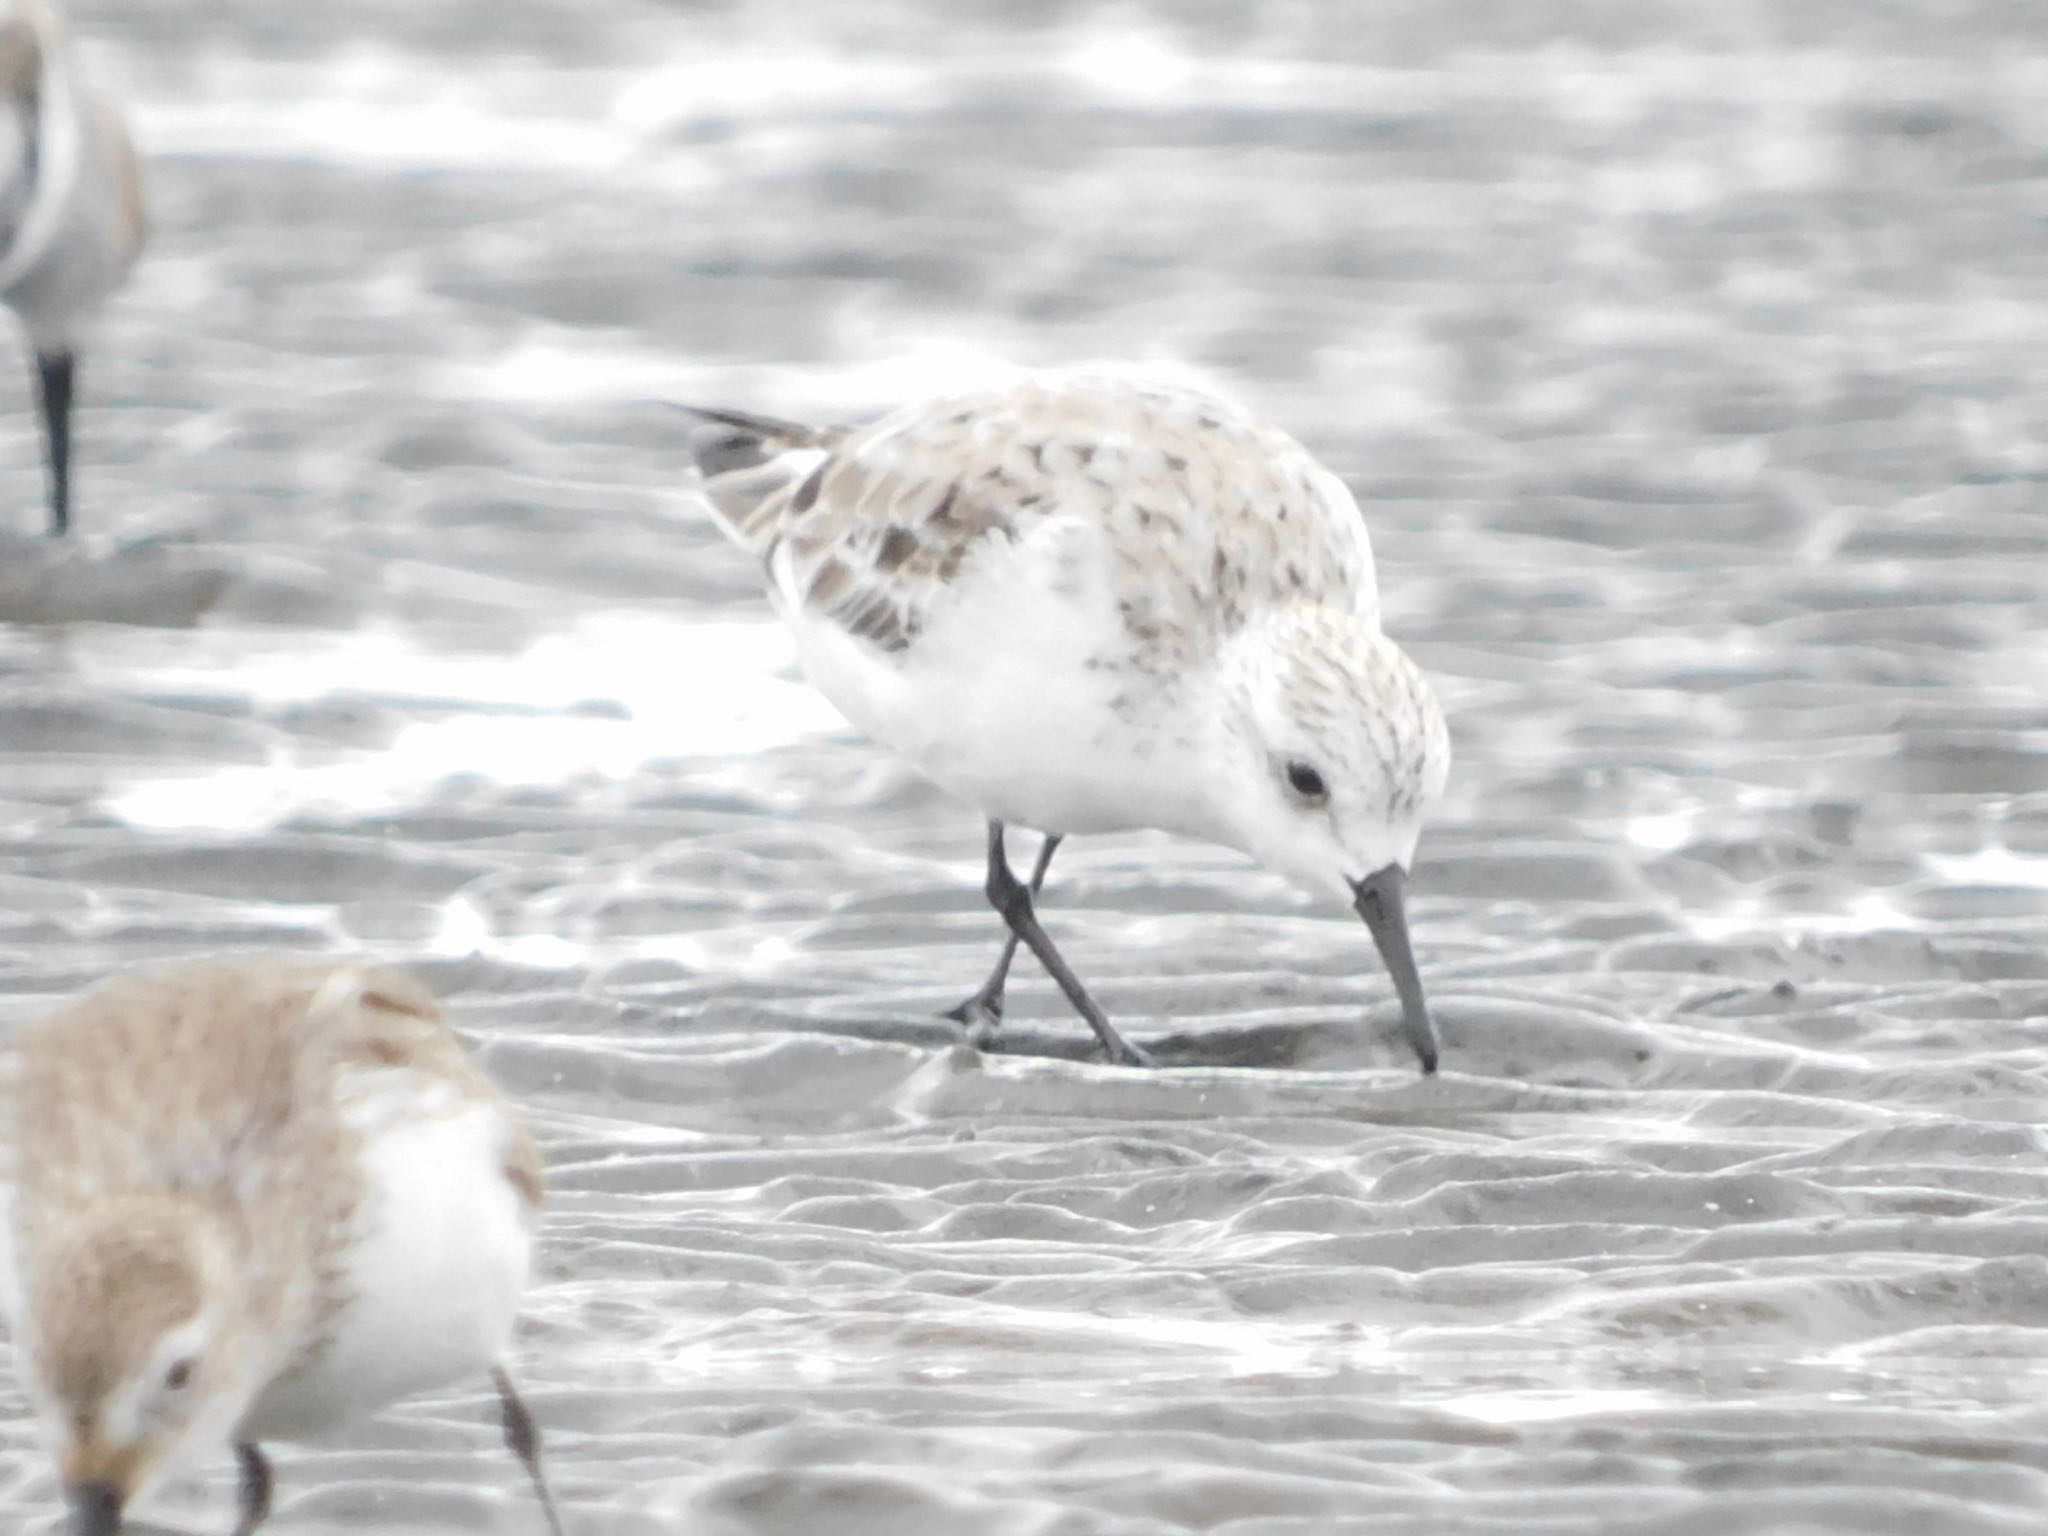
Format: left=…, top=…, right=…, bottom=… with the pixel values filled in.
left=2, top=0, right=2048, bottom=1531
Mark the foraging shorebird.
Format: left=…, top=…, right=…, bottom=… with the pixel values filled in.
left=680, top=372, right=1451, bottom=1072
left=1, top=959, right=567, bottom=1535
left=0, top=0, right=145, bottom=534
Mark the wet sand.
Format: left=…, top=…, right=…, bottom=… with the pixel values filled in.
left=2, top=0, right=2047, bottom=1531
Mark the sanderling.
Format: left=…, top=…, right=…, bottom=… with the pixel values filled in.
left=679, top=371, right=1450, bottom=1072
left=0, top=0, right=145, bottom=534
left=1, top=959, right=567, bottom=1535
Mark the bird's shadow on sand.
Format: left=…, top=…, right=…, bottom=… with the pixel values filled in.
left=772, top=995, right=1670, bottom=1090
left=794, top=1007, right=1412, bottom=1073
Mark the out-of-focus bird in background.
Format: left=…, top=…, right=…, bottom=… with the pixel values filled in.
left=0, top=0, right=143, bottom=535
left=0, top=960, right=566, bottom=1536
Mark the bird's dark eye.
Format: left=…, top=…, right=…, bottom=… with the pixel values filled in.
left=1285, top=760, right=1328, bottom=801
left=163, top=1358, right=194, bottom=1392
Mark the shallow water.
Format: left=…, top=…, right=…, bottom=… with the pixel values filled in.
left=2, top=0, right=2047, bottom=1531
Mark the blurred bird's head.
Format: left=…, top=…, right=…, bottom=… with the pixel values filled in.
left=27, top=1196, right=255, bottom=1535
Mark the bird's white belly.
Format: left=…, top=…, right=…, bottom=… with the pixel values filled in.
left=781, top=520, right=1214, bottom=838
left=242, top=1087, right=531, bottom=1443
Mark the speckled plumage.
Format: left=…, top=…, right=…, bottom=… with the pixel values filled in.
left=682, top=371, right=1453, bottom=1072
left=0, top=958, right=560, bottom=1533
left=691, top=373, right=1378, bottom=668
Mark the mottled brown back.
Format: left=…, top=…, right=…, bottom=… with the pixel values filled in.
left=683, top=374, right=1381, bottom=663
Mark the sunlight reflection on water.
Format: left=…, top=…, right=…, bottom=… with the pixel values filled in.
left=1436, top=1384, right=1668, bottom=1426
left=100, top=615, right=841, bottom=832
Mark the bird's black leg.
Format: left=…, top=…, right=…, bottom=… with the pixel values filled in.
left=492, top=1365, right=567, bottom=1536
left=943, top=826, right=1061, bottom=1035
left=976, top=821, right=1151, bottom=1067
left=229, top=1442, right=272, bottom=1536
left=33, top=348, right=74, bottom=537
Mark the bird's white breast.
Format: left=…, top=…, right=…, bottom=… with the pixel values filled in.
left=781, top=515, right=1220, bottom=838
left=240, top=1069, right=532, bottom=1443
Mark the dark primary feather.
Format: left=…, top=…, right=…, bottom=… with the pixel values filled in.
left=672, top=402, right=842, bottom=553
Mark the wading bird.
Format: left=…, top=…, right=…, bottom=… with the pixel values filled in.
left=681, top=372, right=1450, bottom=1072
left=2, top=960, right=567, bottom=1535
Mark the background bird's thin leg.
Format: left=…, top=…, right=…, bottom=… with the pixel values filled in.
left=944, top=826, right=1061, bottom=1034
left=492, top=1365, right=568, bottom=1536
left=230, top=1442, right=272, bottom=1536
left=980, top=822, right=1151, bottom=1067
left=33, top=349, right=73, bottom=537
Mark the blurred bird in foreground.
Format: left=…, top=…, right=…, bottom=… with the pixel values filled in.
left=680, top=371, right=1450, bottom=1072
left=1, top=960, right=566, bottom=1536
left=0, top=0, right=143, bottom=534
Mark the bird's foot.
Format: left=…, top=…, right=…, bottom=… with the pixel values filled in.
left=941, top=989, right=1005, bottom=1046
left=1094, top=1022, right=1154, bottom=1069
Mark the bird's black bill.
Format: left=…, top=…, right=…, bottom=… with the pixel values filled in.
left=1351, top=864, right=1438, bottom=1075
left=34, top=348, right=75, bottom=536
left=66, top=1478, right=122, bottom=1536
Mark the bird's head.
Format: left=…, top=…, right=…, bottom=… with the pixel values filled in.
left=26, top=1196, right=253, bottom=1534
left=1215, top=605, right=1451, bottom=1070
